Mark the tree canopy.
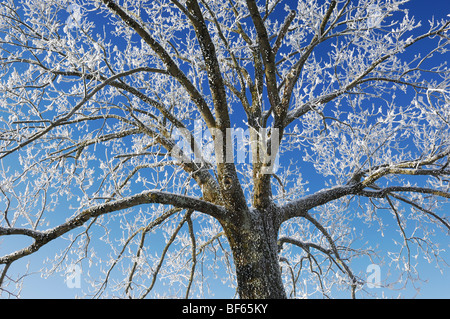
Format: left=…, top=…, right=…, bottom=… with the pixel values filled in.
left=0, top=0, right=449, bottom=298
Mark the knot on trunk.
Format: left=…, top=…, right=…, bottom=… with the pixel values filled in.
left=222, top=174, right=234, bottom=190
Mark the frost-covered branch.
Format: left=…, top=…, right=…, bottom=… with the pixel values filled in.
left=0, top=191, right=226, bottom=265
left=101, top=0, right=217, bottom=130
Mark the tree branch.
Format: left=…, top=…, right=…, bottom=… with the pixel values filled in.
left=278, top=236, right=332, bottom=255
left=0, top=67, right=157, bottom=158
left=0, top=191, right=227, bottom=265
left=279, top=184, right=357, bottom=222
left=246, top=0, right=280, bottom=110
left=284, top=20, right=450, bottom=126
left=93, top=207, right=182, bottom=298
left=388, top=192, right=450, bottom=232
left=273, top=10, right=296, bottom=55
left=101, top=0, right=216, bottom=130
left=177, top=0, right=248, bottom=213
left=302, top=212, right=358, bottom=298
left=359, top=186, right=450, bottom=199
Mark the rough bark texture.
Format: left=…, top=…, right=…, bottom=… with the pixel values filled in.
left=223, top=209, right=286, bottom=299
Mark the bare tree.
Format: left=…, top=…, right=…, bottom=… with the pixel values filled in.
left=0, top=0, right=449, bottom=299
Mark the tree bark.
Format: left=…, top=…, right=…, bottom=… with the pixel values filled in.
left=223, top=209, right=286, bottom=299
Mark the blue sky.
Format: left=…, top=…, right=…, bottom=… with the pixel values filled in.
left=1, top=0, right=449, bottom=299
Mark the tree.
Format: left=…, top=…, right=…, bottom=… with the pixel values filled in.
left=0, top=0, right=449, bottom=299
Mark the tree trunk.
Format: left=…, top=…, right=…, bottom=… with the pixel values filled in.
left=223, top=209, right=286, bottom=299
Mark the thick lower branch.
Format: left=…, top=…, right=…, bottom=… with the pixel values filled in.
left=0, top=191, right=226, bottom=264
left=359, top=186, right=450, bottom=199
left=279, top=184, right=358, bottom=222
